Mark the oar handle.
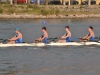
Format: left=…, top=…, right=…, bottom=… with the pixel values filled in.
left=48, top=37, right=61, bottom=40
left=48, top=38, right=57, bottom=40
left=0, top=39, right=9, bottom=40
left=0, top=39, right=9, bottom=43
left=78, top=38, right=89, bottom=41
left=34, top=40, right=42, bottom=43
left=0, top=39, right=6, bottom=40
left=79, top=37, right=100, bottom=40
left=0, top=39, right=16, bottom=42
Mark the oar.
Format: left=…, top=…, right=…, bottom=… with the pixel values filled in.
left=0, top=39, right=17, bottom=42
left=48, top=37, right=100, bottom=42
left=0, top=39, right=8, bottom=42
left=78, top=37, right=100, bottom=40
left=34, top=39, right=42, bottom=43
left=47, top=37, right=68, bottom=42
left=78, top=38, right=88, bottom=40
left=94, top=37, right=100, bottom=39
left=48, top=37, right=60, bottom=40
left=0, top=39, right=6, bottom=40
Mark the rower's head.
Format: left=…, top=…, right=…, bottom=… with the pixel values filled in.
left=88, top=26, right=93, bottom=31
left=15, top=28, right=20, bottom=33
left=65, top=26, right=69, bottom=31
left=42, top=27, right=46, bottom=32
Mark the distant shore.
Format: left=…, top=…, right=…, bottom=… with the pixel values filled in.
left=0, top=14, right=100, bottom=19
left=0, top=4, right=100, bottom=19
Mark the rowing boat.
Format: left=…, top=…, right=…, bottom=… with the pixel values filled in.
left=0, top=42, right=100, bottom=47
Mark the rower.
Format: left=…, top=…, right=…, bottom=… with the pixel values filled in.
left=8, top=28, right=22, bottom=44
left=80, top=26, right=95, bottom=42
left=58, top=26, right=71, bottom=43
left=34, top=27, right=48, bottom=43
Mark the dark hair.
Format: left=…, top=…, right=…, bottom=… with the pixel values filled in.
left=65, top=26, right=69, bottom=29
left=42, top=27, right=46, bottom=30
left=89, top=26, right=93, bottom=30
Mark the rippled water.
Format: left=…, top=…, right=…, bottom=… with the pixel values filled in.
left=0, top=18, right=100, bottom=75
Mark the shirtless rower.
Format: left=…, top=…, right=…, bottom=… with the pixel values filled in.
left=34, top=27, right=48, bottom=43
left=58, top=26, right=71, bottom=43
left=8, top=28, right=22, bottom=44
left=80, top=26, right=95, bottom=42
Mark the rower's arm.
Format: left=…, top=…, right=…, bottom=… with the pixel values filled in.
left=15, top=34, right=22, bottom=40
left=61, top=33, right=66, bottom=38
left=38, top=37, right=42, bottom=40
left=10, top=34, right=22, bottom=40
left=83, top=34, right=88, bottom=39
left=9, top=35, right=16, bottom=40
left=41, top=34, right=47, bottom=41
left=36, top=36, right=43, bottom=41
left=87, top=33, right=93, bottom=39
left=64, top=33, right=70, bottom=38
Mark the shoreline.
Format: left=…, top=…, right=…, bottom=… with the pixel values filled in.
left=0, top=14, right=100, bottom=19
left=0, top=4, right=100, bottom=19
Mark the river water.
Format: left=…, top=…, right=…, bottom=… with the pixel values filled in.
left=0, top=18, right=100, bottom=75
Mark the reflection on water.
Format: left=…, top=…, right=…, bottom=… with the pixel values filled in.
left=0, top=18, right=100, bottom=75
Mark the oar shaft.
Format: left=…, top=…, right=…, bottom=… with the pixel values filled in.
left=0, top=39, right=4, bottom=40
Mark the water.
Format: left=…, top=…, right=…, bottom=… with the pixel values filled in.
left=0, top=18, right=100, bottom=75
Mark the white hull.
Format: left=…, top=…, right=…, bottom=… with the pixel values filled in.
left=48, top=42, right=100, bottom=46
left=0, top=42, right=100, bottom=47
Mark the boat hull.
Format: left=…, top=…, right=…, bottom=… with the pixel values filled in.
left=0, top=42, right=100, bottom=47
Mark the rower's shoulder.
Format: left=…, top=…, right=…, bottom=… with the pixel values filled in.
left=45, top=31, right=48, bottom=34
